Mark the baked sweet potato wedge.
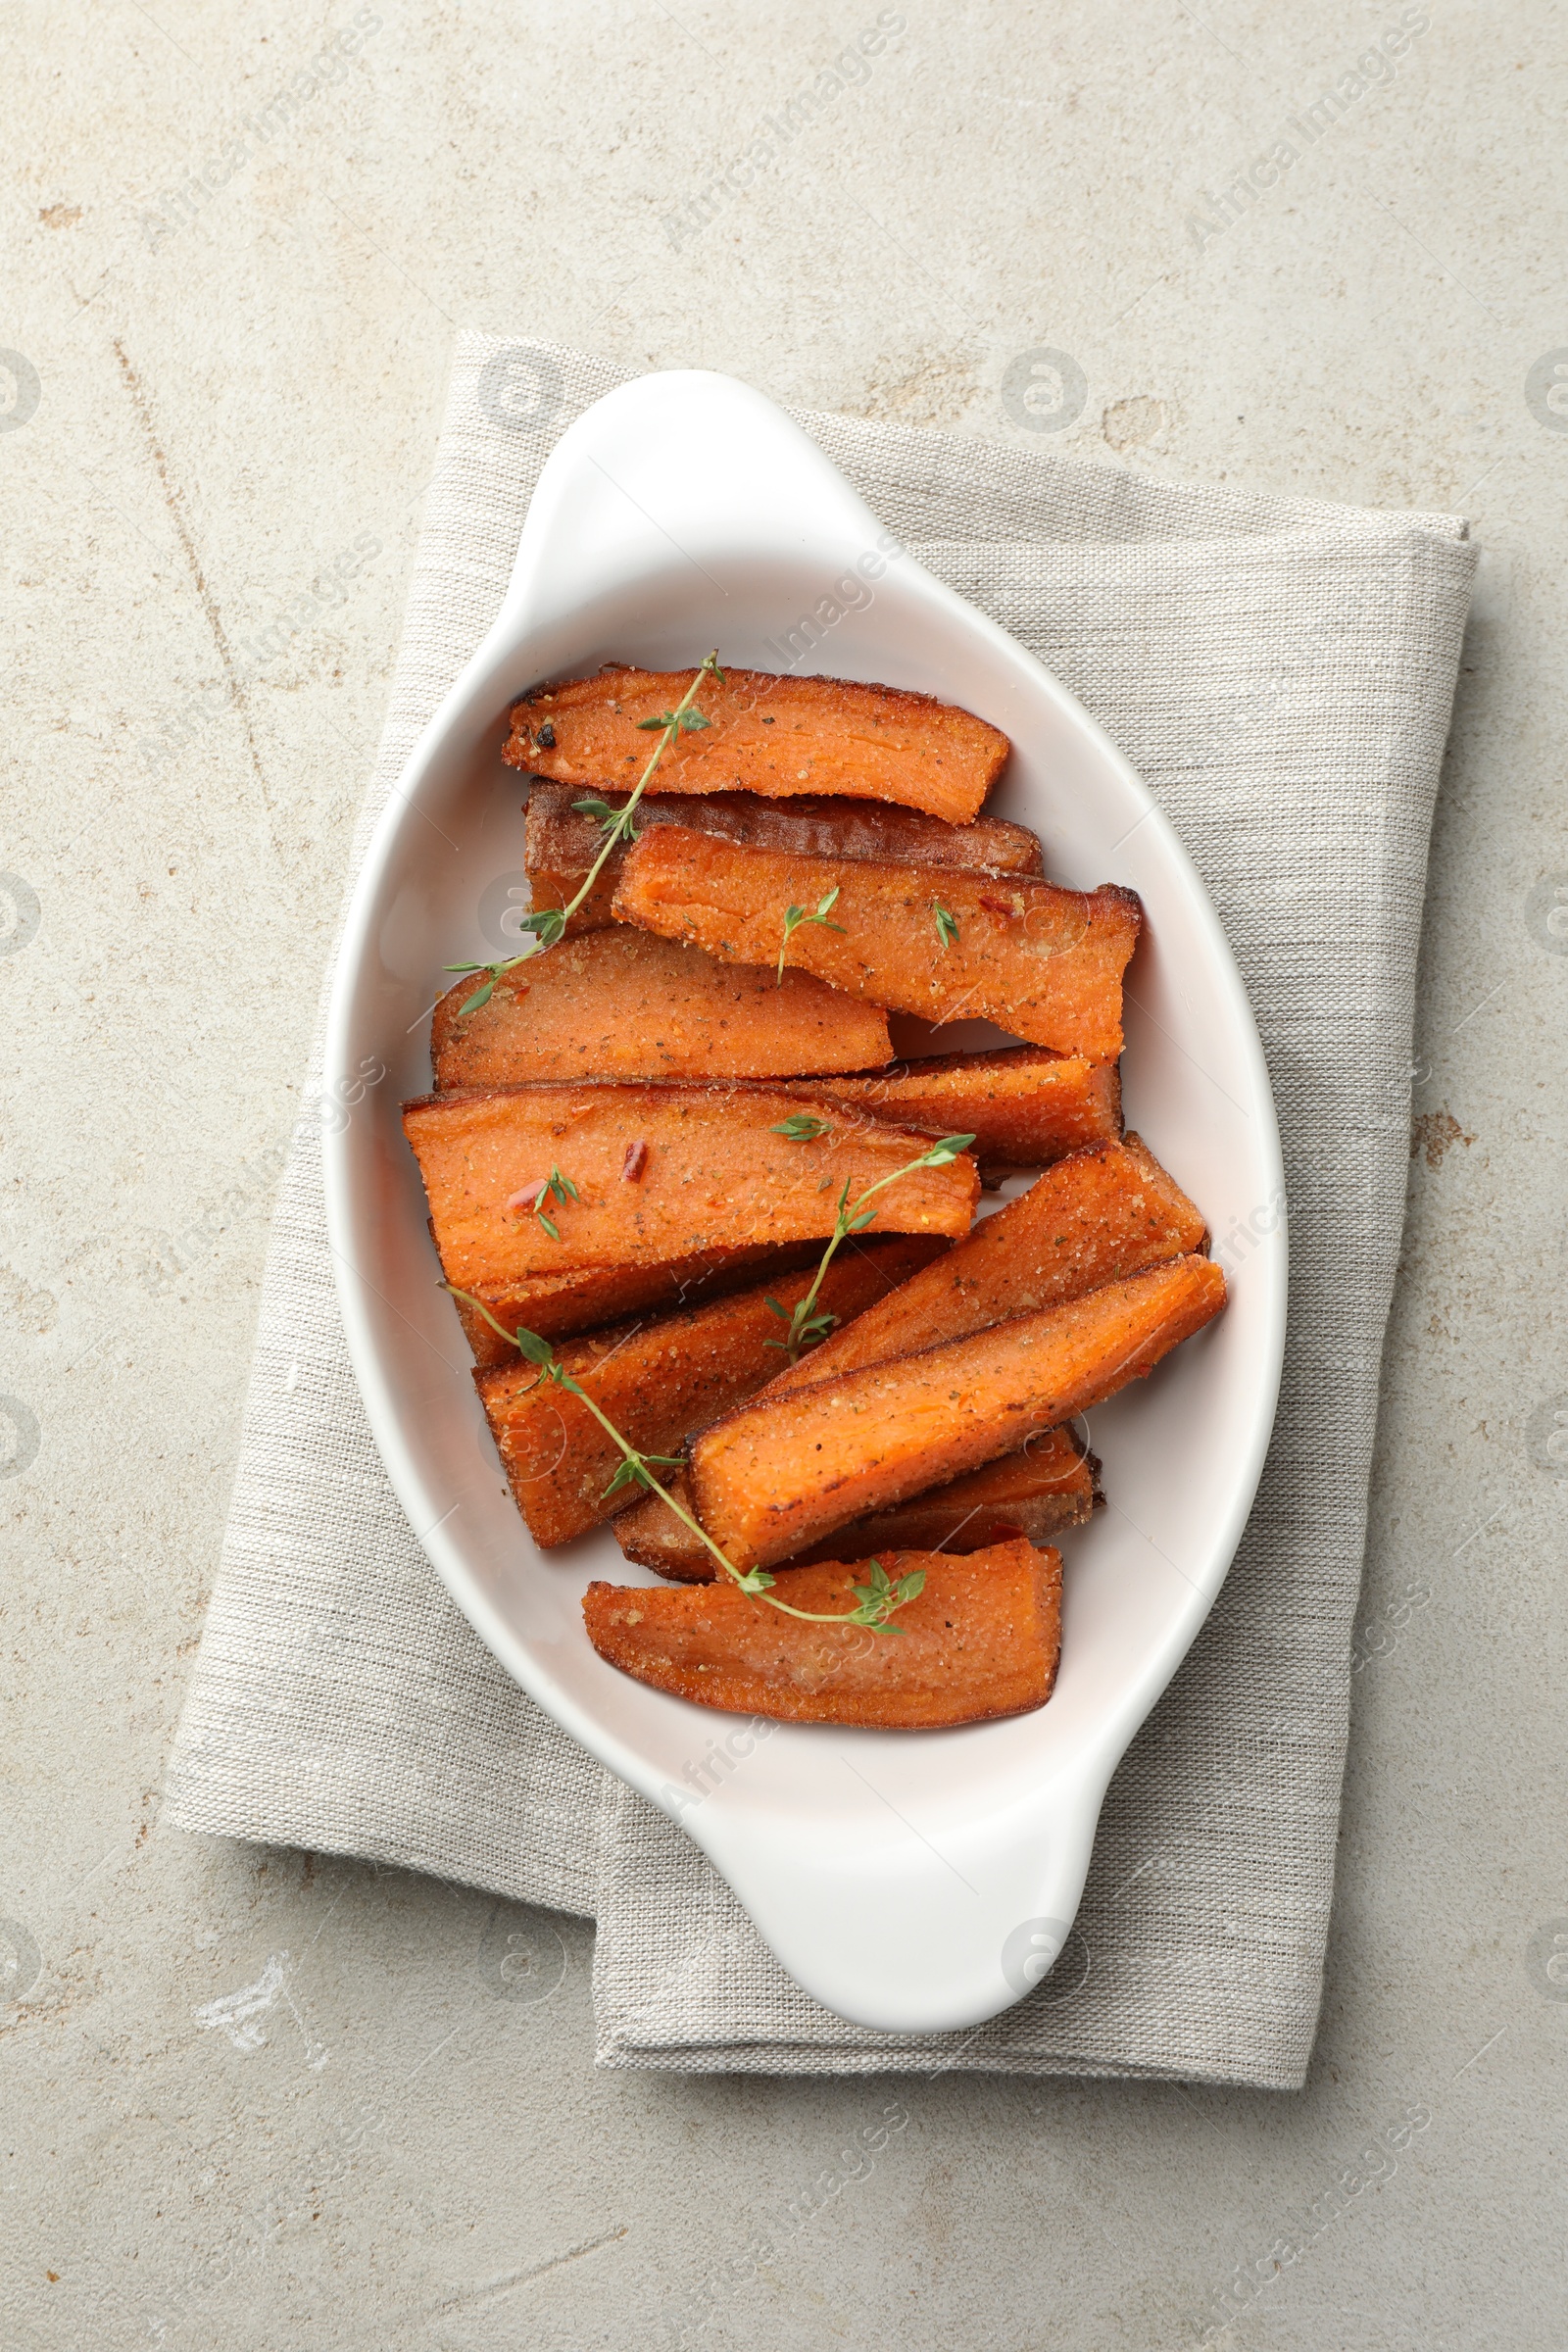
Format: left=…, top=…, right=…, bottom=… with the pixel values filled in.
left=403, top=1082, right=979, bottom=1291
left=450, top=1241, right=827, bottom=1368
left=582, top=1539, right=1062, bottom=1728
left=431, top=927, right=891, bottom=1089
left=522, top=782, right=1044, bottom=937
left=613, top=828, right=1142, bottom=1059
left=615, top=1427, right=1096, bottom=1581
left=772, top=1047, right=1121, bottom=1179
left=690, top=1254, right=1227, bottom=1568
left=765, top=1134, right=1206, bottom=1397
left=476, top=1237, right=943, bottom=1547
left=504, top=665, right=1009, bottom=825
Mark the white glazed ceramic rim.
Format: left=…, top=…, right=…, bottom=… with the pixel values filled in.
left=322, top=370, right=1286, bottom=2034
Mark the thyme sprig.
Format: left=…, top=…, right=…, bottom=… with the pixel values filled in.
left=507, top=1164, right=577, bottom=1242
left=777, top=886, right=844, bottom=984
left=444, top=1287, right=923, bottom=1631
left=601, top=1447, right=684, bottom=1501
left=849, top=1556, right=926, bottom=1632
left=763, top=1131, right=977, bottom=1364
left=445, top=652, right=724, bottom=1015
left=572, top=794, right=635, bottom=840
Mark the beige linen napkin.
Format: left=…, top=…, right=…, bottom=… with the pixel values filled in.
left=162, top=336, right=1475, bottom=2086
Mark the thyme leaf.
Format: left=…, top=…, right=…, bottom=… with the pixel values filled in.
left=507, top=1165, right=577, bottom=1243
left=602, top=1449, right=685, bottom=1500
left=573, top=795, right=638, bottom=842
left=847, top=1557, right=926, bottom=1634
left=776, top=887, right=845, bottom=983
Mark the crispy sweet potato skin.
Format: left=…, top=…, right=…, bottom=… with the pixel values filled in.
left=613, top=828, right=1142, bottom=1059
left=522, top=782, right=1044, bottom=937
left=772, top=1048, right=1121, bottom=1179
left=690, top=1254, right=1227, bottom=1568
left=452, top=1242, right=827, bottom=1368
left=403, top=1082, right=979, bottom=1291
left=582, top=1540, right=1062, bottom=1728
left=615, top=1428, right=1096, bottom=1581
left=431, top=927, right=891, bottom=1089
left=765, top=1134, right=1206, bottom=1398
left=504, top=666, right=1009, bottom=825
left=476, top=1237, right=943, bottom=1547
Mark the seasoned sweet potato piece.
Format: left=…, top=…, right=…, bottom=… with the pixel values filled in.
left=451, top=1242, right=826, bottom=1369
left=528, top=782, right=1044, bottom=877
left=766, top=1134, right=1206, bottom=1397
left=613, top=828, right=1141, bottom=1059
left=772, top=1047, right=1121, bottom=1179
left=690, top=1254, right=1227, bottom=1568
left=582, top=1540, right=1062, bottom=1728
left=504, top=665, right=1009, bottom=825
left=615, top=1428, right=1096, bottom=1581
left=431, top=927, right=891, bottom=1089
left=522, top=782, right=1044, bottom=937
left=476, top=1238, right=943, bottom=1547
left=403, top=1082, right=978, bottom=1291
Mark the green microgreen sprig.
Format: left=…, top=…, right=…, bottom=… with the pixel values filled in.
left=444, top=652, right=724, bottom=1015
left=443, top=1287, right=922, bottom=1631
left=934, top=902, right=959, bottom=950
left=770, top=1113, right=833, bottom=1143
left=762, top=1131, right=977, bottom=1365
left=777, top=887, right=844, bottom=984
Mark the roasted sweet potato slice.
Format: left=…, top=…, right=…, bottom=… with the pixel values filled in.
left=450, top=1241, right=828, bottom=1368
left=431, top=927, right=891, bottom=1089
left=476, top=1238, right=943, bottom=1547
left=522, top=782, right=1044, bottom=937
left=613, top=828, right=1141, bottom=1059
left=582, top=1540, right=1062, bottom=1728
left=527, top=782, right=1044, bottom=878
left=615, top=1428, right=1096, bottom=1581
left=404, top=1082, right=978, bottom=1291
left=772, top=1047, right=1121, bottom=1179
left=690, top=1254, right=1227, bottom=1568
left=504, top=665, right=1009, bottom=825
left=766, top=1134, right=1206, bottom=1397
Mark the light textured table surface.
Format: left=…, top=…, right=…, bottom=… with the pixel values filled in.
left=3, top=4, right=1564, bottom=2345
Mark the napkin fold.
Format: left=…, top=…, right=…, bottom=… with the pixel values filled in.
left=163, top=336, right=1474, bottom=2085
